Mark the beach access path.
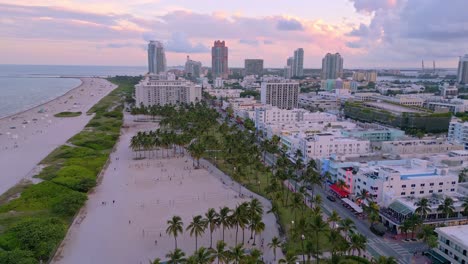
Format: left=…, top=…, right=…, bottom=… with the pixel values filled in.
left=0, top=78, right=116, bottom=195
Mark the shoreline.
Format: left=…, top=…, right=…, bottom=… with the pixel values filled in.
left=0, top=77, right=84, bottom=121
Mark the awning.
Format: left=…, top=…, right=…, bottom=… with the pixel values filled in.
left=388, top=200, right=413, bottom=216
left=330, top=183, right=350, bottom=198
left=341, top=198, right=363, bottom=213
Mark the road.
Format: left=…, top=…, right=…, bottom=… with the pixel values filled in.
left=213, top=104, right=425, bottom=263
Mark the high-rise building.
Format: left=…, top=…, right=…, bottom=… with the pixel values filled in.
left=352, top=71, right=377, bottom=82
left=244, top=59, right=264, bottom=76
left=321, top=53, right=343, bottom=79
left=284, top=57, right=294, bottom=78
left=260, top=79, right=300, bottom=109
left=292, top=48, right=304, bottom=77
left=184, top=56, right=202, bottom=78
left=211, top=40, right=229, bottom=79
left=135, top=73, right=202, bottom=106
left=457, top=54, right=468, bottom=84
left=148, top=40, right=167, bottom=74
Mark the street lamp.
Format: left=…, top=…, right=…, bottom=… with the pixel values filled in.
left=301, top=234, right=306, bottom=264
left=257, top=180, right=261, bottom=193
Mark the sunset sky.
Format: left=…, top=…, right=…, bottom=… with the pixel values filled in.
left=0, top=0, right=466, bottom=68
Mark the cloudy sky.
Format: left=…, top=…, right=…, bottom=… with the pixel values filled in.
left=0, top=0, right=466, bottom=68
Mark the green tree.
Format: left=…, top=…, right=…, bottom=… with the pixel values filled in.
left=267, top=236, right=282, bottom=261
left=279, top=252, right=297, bottom=264
left=338, top=218, right=356, bottom=240
left=218, top=207, right=232, bottom=243
left=372, top=256, right=398, bottom=264
left=437, top=197, right=456, bottom=221
left=166, top=215, right=184, bottom=250
left=210, top=240, right=230, bottom=264
left=230, top=244, right=246, bottom=264
left=166, top=248, right=186, bottom=264
left=414, top=198, right=431, bottom=220
left=186, top=215, right=207, bottom=251
left=193, top=247, right=214, bottom=264
left=230, top=203, right=249, bottom=245
left=348, top=233, right=367, bottom=256
left=328, top=210, right=341, bottom=230
left=205, top=208, right=219, bottom=248
left=310, top=214, right=328, bottom=263
left=188, top=141, right=206, bottom=168
left=0, top=249, right=36, bottom=264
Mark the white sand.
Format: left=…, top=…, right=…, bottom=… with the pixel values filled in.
left=53, top=114, right=283, bottom=264
left=0, top=78, right=116, bottom=195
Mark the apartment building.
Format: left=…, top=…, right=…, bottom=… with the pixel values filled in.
left=341, top=126, right=405, bottom=142
left=298, top=133, right=370, bottom=159
left=135, top=74, right=201, bottom=106
left=374, top=94, right=425, bottom=107
left=448, top=119, right=468, bottom=150
left=206, top=88, right=241, bottom=99
left=254, top=106, right=337, bottom=128
left=298, top=94, right=339, bottom=111
left=435, top=225, right=468, bottom=264
left=260, top=79, right=299, bottom=109
left=381, top=139, right=464, bottom=155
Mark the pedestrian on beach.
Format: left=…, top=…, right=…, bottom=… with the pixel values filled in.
left=129, top=220, right=131, bottom=224
left=113, top=200, right=115, bottom=204
left=155, top=240, right=158, bottom=246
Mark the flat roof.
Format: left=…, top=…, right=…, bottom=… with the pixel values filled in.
left=436, top=225, right=468, bottom=246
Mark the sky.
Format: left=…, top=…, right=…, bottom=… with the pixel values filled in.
left=0, top=0, right=467, bottom=68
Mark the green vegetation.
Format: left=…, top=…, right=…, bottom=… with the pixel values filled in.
left=344, top=102, right=451, bottom=133
left=131, top=103, right=365, bottom=262
left=240, top=90, right=260, bottom=99
left=455, top=112, right=468, bottom=122
left=53, top=111, right=82, bottom=117
left=0, top=76, right=138, bottom=262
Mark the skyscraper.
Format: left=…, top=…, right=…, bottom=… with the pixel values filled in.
left=148, top=40, right=167, bottom=74
left=321, top=53, right=343, bottom=80
left=185, top=56, right=202, bottom=78
left=292, top=48, right=304, bottom=77
left=244, top=59, right=264, bottom=76
left=211, top=40, right=229, bottom=79
left=284, top=57, right=294, bottom=78
left=457, top=54, right=468, bottom=84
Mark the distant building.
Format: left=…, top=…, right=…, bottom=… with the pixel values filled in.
left=135, top=74, right=201, bottom=106
left=352, top=71, right=377, bottom=82
left=284, top=57, right=294, bottom=78
left=457, top=54, right=468, bottom=84
left=148, top=40, right=166, bottom=74
left=434, top=225, right=468, bottom=264
left=448, top=119, right=468, bottom=150
left=214, top=77, right=224, bottom=88
left=211, top=40, right=229, bottom=78
left=292, top=48, right=304, bottom=77
left=244, top=59, right=264, bottom=76
left=260, top=79, right=299, bottom=109
left=184, top=56, right=202, bottom=78
left=322, top=53, right=343, bottom=79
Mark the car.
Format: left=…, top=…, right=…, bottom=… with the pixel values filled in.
left=326, top=195, right=336, bottom=202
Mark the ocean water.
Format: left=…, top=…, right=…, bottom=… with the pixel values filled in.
left=0, top=64, right=146, bottom=118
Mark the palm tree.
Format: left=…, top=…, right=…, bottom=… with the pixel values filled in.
left=230, top=203, right=249, bottom=245
left=166, top=215, right=184, bottom=250
left=414, top=198, right=431, bottom=220
left=166, top=248, right=186, bottom=264
left=230, top=244, right=246, bottom=264
left=268, top=236, right=282, bottom=261
left=328, top=210, right=341, bottom=230
left=205, top=208, right=219, bottom=248
left=437, top=197, right=456, bottom=222
left=185, top=255, right=197, bottom=264
left=149, top=258, right=161, bottom=264
left=408, top=214, right=422, bottom=240
left=310, top=214, right=328, bottom=263
left=248, top=199, right=264, bottom=239
left=193, top=247, right=214, bottom=264
left=186, top=215, right=207, bottom=251
left=279, top=252, right=297, bottom=264
left=400, top=219, right=411, bottom=240
left=372, top=256, right=398, bottom=264
left=462, top=199, right=468, bottom=219
left=218, top=207, right=232, bottom=243
left=210, top=240, right=230, bottom=264
left=249, top=214, right=265, bottom=245
left=188, top=141, right=206, bottom=168
left=338, top=218, right=356, bottom=240
left=356, top=189, right=370, bottom=204
left=248, top=248, right=263, bottom=264
left=348, top=233, right=367, bottom=256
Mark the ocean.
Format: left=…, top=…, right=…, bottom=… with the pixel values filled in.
left=0, top=64, right=146, bottom=118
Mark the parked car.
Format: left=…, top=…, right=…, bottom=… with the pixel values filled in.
left=326, top=195, right=336, bottom=202
left=370, top=223, right=386, bottom=236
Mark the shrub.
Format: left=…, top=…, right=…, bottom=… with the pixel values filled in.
left=53, top=112, right=82, bottom=117
left=0, top=249, right=37, bottom=264
left=51, top=192, right=87, bottom=216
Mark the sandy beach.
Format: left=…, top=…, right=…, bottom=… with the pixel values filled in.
left=53, top=114, right=283, bottom=264
left=0, top=78, right=116, bottom=195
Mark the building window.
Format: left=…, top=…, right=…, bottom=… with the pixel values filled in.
left=410, top=191, right=415, bottom=195
left=411, top=184, right=416, bottom=187
left=430, top=183, right=434, bottom=186
left=401, top=192, right=406, bottom=195
left=419, top=191, right=424, bottom=194
left=439, top=182, right=443, bottom=185
left=420, top=183, right=425, bottom=187
left=402, top=185, right=406, bottom=188
left=451, top=181, right=456, bottom=184
left=450, top=188, right=455, bottom=191
left=429, top=190, right=433, bottom=193
left=438, top=189, right=443, bottom=193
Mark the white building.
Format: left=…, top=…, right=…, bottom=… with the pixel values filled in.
left=135, top=74, right=202, bottom=106
left=345, top=159, right=459, bottom=206
left=448, top=119, right=468, bottom=150
left=206, top=88, right=241, bottom=99
left=214, top=77, right=224, bottom=88
left=298, top=94, right=339, bottom=111
left=298, top=133, right=370, bottom=159
left=352, top=71, right=377, bottom=83
left=254, top=106, right=337, bottom=128
left=381, top=139, right=464, bottom=156
left=373, top=94, right=425, bottom=107
left=435, top=225, right=468, bottom=263
left=260, top=79, right=299, bottom=109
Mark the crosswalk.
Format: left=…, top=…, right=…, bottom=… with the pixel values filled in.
left=367, top=238, right=412, bottom=264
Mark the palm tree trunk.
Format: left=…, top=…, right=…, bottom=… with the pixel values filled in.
left=195, top=235, right=198, bottom=251
left=253, top=231, right=256, bottom=245
left=175, top=237, right=178, bottom=250
left=235, top=225, right=239, bottom=245
left=222, top=227, right=225, bottom=242
left=242, top=228, right=245, bottom=244
left=210, top=229, right=213, bottom=248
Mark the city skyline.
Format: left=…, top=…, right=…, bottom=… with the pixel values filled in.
left=1, top=0, right=468, bottom=68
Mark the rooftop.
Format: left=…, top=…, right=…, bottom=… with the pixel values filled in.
left=436, top=225, right=468, bottom=246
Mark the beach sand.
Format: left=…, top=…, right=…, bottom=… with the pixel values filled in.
left=53, top=114, right=283, bottom=264
left=0, top=78, right=116, bottom=195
